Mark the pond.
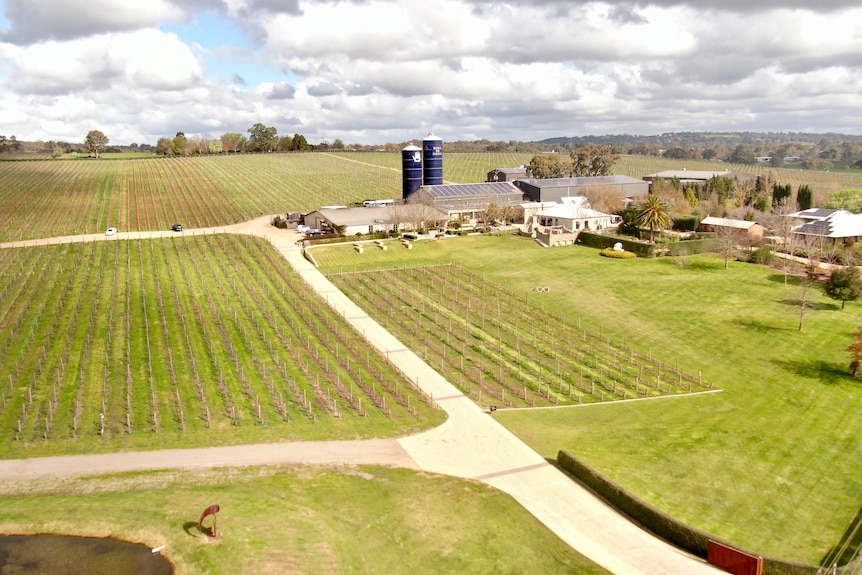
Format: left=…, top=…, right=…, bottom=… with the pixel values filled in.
left=0, top=534, right=173, bottom=575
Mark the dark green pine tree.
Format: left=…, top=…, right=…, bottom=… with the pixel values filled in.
left=797, top=184, right=813, bottom=211
left=824, top=266, right=862, bottom=310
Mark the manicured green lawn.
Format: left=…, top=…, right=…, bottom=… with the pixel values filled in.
left=315, top=235, right=862, bottom=564
left=0, top=466, right=609, bottom=575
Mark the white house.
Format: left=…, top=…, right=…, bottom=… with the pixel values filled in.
left=534, top=196, right=620, bottom=232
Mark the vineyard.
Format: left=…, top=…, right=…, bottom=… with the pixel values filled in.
left=0, top=154, right=401, bottom=242
left=3, top=151, right=862, bottom=242
left=0, top=234, right=442, bottom=457
left=329, top=264, right=712, bottom=409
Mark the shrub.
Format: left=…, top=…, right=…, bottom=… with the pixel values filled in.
left=272, top=215, right=288, bottom=229
left=750, top=246, right=774, bottom=264
left=672, top=215, right=700, bottom=232
left=402, top=233, right=418, bottom=240
left=600, top=248, right=637, bottom=259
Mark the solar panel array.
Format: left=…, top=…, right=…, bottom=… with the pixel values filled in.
left=424, top=182, right=519, bottom=197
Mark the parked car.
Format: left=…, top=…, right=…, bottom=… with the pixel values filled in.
left=105, top=227, right=118, bottom=236
left=171, top=223, right=183, bottom=232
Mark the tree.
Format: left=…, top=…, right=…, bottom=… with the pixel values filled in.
left=208, top=139, right=224, bottom=154
left=332, top=138, right=345, bottom=150
left=772, top=183, right=792, bottom=209
left=825, top=189, right=862, bottom=213
left=846, top=325, right=862, bottom=376
left=714, top=225, right=744, bottom=269
left=634, top=195, right=671, bottom=243
left=726, top=144, right=756, bottom=165
left=569, top=144, right=619, bottom=176
left=155, top=137, right=173, bottom=156
left=247, top=123, right=278, bottom=152
left=583, top=184, right=625, bottom=214
left=796, top=184, right=813, bottom=211
left=824, top=266, right=862, bottom=309
left=527, top=154, right=570, bottom=178
left=291, top=133, right=311, bottom=151
left=796, top=264, right=821, bottom=332
left=84, top=130, right=109, bottom=158
left=221, top=132, right=246, bottom=153
left=172, top=132, right=187, bottom=156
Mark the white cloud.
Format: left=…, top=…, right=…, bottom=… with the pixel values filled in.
left=0, top=0, right=861, bottom=144
left=1, top=0, right=185, bottom=44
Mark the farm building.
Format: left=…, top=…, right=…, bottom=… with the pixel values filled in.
left=487, top=167, right=527, bottom=182
left=643, top=169, right=756, bottom=189
left=406, top=182, right=523, bottom=221
left=788, top=208, right=862, bottom=244
left=304, top=204, right=448, bottom=235
left=699, top=216, right=765, bottom=241
left=514, top=176, right=648, bottom=203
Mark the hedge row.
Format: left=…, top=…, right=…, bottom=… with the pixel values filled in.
left=556, top=450, right=820, bottom=575
left=576, top=232, right=656, bottom=257
left=661, top=237, right=722, bottom=256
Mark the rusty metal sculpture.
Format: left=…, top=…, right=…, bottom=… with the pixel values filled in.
left=198, top=504, right=221, bottom=538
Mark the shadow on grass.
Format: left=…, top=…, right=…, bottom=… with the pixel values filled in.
left=732, top=317, right=791, bottom=332
left=182, top=521, right=200, bottom=538
left=766, top=273, right=800, bottom=285
left=821, top=505, right=862, bottom=569
left=660, top=257, right=723, bottom=272
left=777, top=298, right=840, bottom=311
left=771, top=359, right=849, bottom=385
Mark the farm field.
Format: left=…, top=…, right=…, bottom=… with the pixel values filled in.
left=4, top=151, right=862, bottom=242
left=0, top=234, right=443, bottom=458
left=313, top=235, right=862, bottom=564
left=0, top=466, right=610, bottom=575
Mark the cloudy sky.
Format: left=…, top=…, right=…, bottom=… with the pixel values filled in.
left=0, top=0, right=860, bottom=146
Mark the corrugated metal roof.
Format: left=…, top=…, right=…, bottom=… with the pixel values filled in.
left=700, top=216, right=758, bottom=230
left=518, top=175, right=644, bottom=188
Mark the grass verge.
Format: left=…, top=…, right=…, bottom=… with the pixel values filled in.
left=0, top=466, right=610, bottom=575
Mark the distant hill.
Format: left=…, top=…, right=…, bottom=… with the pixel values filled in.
left=537, top=132, right=862, bottom=147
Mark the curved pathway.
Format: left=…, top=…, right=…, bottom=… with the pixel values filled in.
left=0, top=218, right=721, bottom=575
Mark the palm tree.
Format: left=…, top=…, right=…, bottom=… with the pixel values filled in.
left=634, top=195, right=671, bottom=243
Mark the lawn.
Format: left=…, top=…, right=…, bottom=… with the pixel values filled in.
left=0, top=466, right=610, bottom=575
left=314, top=234, right=862, bottom=564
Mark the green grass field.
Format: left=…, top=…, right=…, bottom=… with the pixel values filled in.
left=0, top=466, right=609, bottom=575
left=313, top=235, right=862, bottom=564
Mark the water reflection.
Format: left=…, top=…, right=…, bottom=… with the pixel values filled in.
left=0, top=534, right=173, bottom=575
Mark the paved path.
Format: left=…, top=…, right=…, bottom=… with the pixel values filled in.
left=0, top=217, right=721, bottom=575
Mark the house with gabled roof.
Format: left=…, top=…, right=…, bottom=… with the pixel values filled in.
left=789, top=209, right=862, bottom=244
left=699, top=216, right=765, bottom=241
left=534, top=196, right=620, bottom=232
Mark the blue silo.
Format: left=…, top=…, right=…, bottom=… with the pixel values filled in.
left=422, top=133, right=444, bottom=186
left=401, top=144, right=423, bottom=199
